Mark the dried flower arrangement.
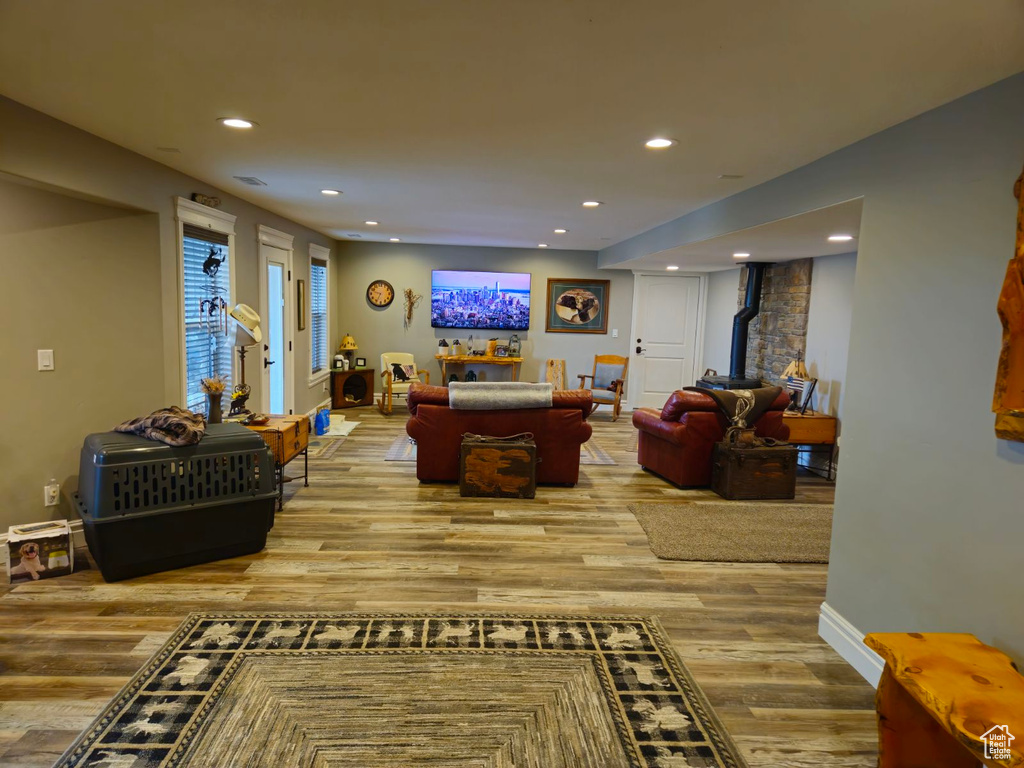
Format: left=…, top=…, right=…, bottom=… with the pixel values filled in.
left=200, top=376, right=227, bottom=395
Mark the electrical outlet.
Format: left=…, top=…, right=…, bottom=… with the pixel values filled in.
left=44, top=480, right=60, bottom=507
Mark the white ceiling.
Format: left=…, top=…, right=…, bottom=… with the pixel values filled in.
left=619, top=198, right=863, bottom=272
left=1, top=1, right=1022, bottom=252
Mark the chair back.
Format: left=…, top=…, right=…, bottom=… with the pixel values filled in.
left=591, top=354, right=628, bottom=391
left=381, top=352, right=419, bottom=395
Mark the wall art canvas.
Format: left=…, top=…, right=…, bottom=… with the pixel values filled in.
left=545, top=278, right=610, bottom=334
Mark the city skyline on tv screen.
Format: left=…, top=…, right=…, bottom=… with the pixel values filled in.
left=431, top=270, right=531, bottom=330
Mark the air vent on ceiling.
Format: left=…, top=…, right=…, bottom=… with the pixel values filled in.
left=346, top=234, right=363, bottom=238
left=233, top=176, right=267, bottom=186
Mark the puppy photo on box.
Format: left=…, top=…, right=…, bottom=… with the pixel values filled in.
left=6, top=521, right=74, bottom=584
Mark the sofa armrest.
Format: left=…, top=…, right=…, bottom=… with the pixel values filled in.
left=632, top=408, right=688, bottom=446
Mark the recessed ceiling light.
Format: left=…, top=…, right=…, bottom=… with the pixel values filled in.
left=718, top=174, right=744, bottom=180
left=828, top=234, right=854, bottom=242
left=645, top=138, right=677, bottom=149
left=733, top=252, right=750, bottom=259
left=364, top=220, right=379, bottom=226
left=321, top=189, right=341, bottom=196
left=538, top=243, right=548, bottom=248
left=218, top=117, right=255, bottom=129
left=666, top=265, right=679, bottom=271
left=554, top=228, right=568, bottom=234
left=389, top=238, right=401, bottom=242
left=582, top=201, right=602, bottom=208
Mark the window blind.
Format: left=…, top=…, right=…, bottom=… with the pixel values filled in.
left=310, top=258, right=329, bottom=374
left=183, top=229, right=232, bottom=414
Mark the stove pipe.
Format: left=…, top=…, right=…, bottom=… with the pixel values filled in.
left=729, top=262, right=768, bottom=381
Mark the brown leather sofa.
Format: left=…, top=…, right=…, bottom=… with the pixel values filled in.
left=632, top=389, right=790, bottom=487
left=405, top=383, right=593, bottom=484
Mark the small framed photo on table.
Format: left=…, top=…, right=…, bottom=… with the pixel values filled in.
left=355, top=357, right=367, bottom=368
left=494, top=345, right=509, bottom=358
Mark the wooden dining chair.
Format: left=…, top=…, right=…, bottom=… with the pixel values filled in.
left=577, top=354, right=629, bottom=420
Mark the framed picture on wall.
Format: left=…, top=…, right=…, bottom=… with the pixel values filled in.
left=545, top=278, right=610, bottom=334
left=296, top=279, right=306, bottom=331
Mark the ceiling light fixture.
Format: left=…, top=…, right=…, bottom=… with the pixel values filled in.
left=582, top=201, right=602, bottom=208
left=645, top=138, right=677, bottom=149
left=554, top=228, right=568, bottom=234
left=365, top=220, right=379, bottom=226
left=828, top=234, right=854, bottom=242
left=718, top=174, right=744, bottom=180
left=666, top=265, right=679, bottom=271
left=218, top=117, right=256, bottom=129
left=733, top=252, right=750, bottom=259
left=389, top=238, right=401, bottom=242
left=538, top=243, right=548, bottom=248
left=321, top=189, right=341, bottom=196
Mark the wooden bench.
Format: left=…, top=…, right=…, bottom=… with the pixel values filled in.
left=865, top=633, right=1024, bottom=767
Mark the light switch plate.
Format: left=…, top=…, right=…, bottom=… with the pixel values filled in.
left=612, top=329, right=619, bottom=338
left=37, top=349, right=54, bottom=371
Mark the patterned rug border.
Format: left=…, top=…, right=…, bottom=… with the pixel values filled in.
left=57, top=611, right=747, bottom=768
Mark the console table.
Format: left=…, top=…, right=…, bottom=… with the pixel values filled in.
left=782, top=411, right=837, bottom=480
left=435, top=354, right=524, bottom=383
left=245, top=414, right=309, bottom=510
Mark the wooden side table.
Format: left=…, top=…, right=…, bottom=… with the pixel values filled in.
left=245, top=414, right=309, bottom=510
left=331, top=368, right=375, bottom=408
left=782, top=411, right=838, bottom=480
left=865, top=633, right=1024, bottom=767
left=435, top=354, right=524, bottom=383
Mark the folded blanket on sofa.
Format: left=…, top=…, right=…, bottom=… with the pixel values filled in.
left=449, top=382, right=554, bottom=410
left=115, top=406, right=206, bottom=446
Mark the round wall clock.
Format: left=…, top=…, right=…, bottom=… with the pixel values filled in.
left=366, top=279, right=395, bottom=308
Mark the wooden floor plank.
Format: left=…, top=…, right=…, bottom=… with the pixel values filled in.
left=0, top=407, right=876, bottom=766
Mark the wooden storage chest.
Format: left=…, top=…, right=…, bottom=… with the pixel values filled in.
left=459, top=433, right=537, bottom=499
left=711, top=442, right=797, bottom=500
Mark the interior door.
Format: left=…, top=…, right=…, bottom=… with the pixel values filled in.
left=260, top=243, right=292, bottom=414
left=629, top=274, right=702, bottom=410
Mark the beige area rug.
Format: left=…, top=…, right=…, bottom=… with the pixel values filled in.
left=306, top=436, right=346, bottom=459
left=629, top=501, right=833, bottom=563
left=56, top=612, right=747, bottom=768
left=385, top=435, right=616, bottom=465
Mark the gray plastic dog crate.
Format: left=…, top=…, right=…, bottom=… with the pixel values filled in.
left=75, top=423, right=277, bottom=581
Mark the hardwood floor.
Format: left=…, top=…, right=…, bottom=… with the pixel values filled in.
left=0, top=408, right=877, bottom=767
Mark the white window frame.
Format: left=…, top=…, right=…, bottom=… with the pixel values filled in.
left=175, top=197, right=237, bottom=408
left=308, top=243, right=332, bottom=387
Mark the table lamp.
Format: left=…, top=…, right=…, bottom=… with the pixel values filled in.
left=229, top=303, right=261, bottom=414
left=339, top=333, right=358, bottom=369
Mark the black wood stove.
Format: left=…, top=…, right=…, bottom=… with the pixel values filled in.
left=696, top=262, right=769, bottom=390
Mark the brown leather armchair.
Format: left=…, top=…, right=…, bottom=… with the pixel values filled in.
left=632, top=389, right=790, bottom=487
left=405, top=384, right=594, bottom=485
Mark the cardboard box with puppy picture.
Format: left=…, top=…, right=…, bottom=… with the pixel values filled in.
left=7, top=520, right=74, bottom=583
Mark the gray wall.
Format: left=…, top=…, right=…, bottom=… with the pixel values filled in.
left=611, top=72, right=1024, bottom=662
left=0, top=97, right=336, bottom=418
left=0, top=176, right=164, bottom=528
left=334, top=242, right=633, bottom=391
left=805, top=252, right=857, bottom=422
left=701, top=268, right=740, bottom=374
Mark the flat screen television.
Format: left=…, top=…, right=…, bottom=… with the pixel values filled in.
left=431, top=270, right=531, bottom=330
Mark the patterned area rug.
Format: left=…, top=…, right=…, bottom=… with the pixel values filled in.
left=306, top=436, right=346, bottom=459
left=385, top=436, right=616, bottom=465
left=630, top=501, right=833, bottom=563
left=57, top=613, right=745, bottom=768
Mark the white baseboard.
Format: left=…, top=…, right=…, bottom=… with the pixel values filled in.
left=818, top=601, right=885, bottom=687
left=306, top=398, right=331, bottom=421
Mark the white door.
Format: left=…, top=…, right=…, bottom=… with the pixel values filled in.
left=260, top=242, right=293, bottom=414
left=629, top=274, right=702, bottom=410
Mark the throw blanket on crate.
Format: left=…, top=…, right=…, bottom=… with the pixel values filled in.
left=448, top=382, right=554, bottom=411
left=115, top=406, right=207, bottom=446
